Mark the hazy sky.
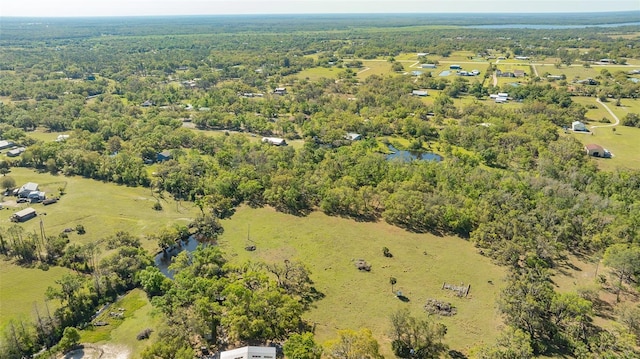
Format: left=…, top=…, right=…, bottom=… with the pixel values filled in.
left=2, top=0, right=639, bottom=17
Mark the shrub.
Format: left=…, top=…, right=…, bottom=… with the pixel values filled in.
left=153, top=201, right=163, bottom=211
left=75, top=224, right=86, bottom=235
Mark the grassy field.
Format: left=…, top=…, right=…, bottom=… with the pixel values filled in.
left=358, top=60, right=396, bottom=79
left=0, top=260, right=71, bottom=332
left=0, top=167, right=200, bottom=254
left=297, top=66, right=340, bottom=81
left=569, top=123, right=640, bottom=171
left=79, top=289, right=161, bottom=357
left=218, top=206, right=506, bottom=356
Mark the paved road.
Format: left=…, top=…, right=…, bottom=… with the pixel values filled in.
left=591, top=98, right=621, bottom=129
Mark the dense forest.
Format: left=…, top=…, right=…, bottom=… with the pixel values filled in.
left=0, top=13, right=639, bottom=359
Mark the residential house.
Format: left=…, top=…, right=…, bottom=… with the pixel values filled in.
left=514, top=69, right=525, bottom=77
left=7, top=147, right=26, bottom=157
left=18, top=182, right=39, bottom=198
left=262, top=137, right=287, bottom=146
left=220, top=347, right=276, bottom=359
left=412, top=90, right=428, bottom=97
left=274, top=87, right=287, bottom=95
left=421, top=64, right=437, bottom=69
left=156, top=151, right=172, bottom=162
left=515, top=56, right=530, bottom=60
left=572, top=121, right=588, bottom=132
left=0, top=140, right=15, bottom=150
left=345, top=133, right=362, bottom=141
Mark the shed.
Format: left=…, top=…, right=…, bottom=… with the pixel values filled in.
left=421, top=64, right=437, bottom=69
left=449, top=65, right=461, bottom=70
left=585, top=144, right=605, bottom=157
left=220, top=347, right=276, bottom=359
left=572, top=121, right=588, bottom=132
left=11, top=207, right=36, bottom=222
left=18, top=182, right=39, bottom=198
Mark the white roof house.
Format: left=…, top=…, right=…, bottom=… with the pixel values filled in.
left=412, top=90, right=428, bottom=97
left=0, top=140, right=15, bottom=150
left=262, top=137, right=287, bottom=146
left=18, top=182, right=39, bottom=197
left=572, top=121, right=588, bottom=132
left=345, top=133, right=362, bottom=141
left=220, top=347, right=276, bottom=359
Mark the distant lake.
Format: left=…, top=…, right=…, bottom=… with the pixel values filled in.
left=386, top=145, right=443, bottom=162
left=468, top=22, right=640, bottom=29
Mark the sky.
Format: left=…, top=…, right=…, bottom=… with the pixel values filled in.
left=1, top=0, right=639, bottom=17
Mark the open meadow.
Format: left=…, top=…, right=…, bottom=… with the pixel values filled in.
left=219, top=206, right=506, bottom=356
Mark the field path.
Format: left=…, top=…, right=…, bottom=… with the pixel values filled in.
left=356, top=67, right=371, bottom=75
left=531, top=63, right=539, bottom=77
left=591, top=98, right=621, bottom=128
left=492, top=71, right=498, bottom=86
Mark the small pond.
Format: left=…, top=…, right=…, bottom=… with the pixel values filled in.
left=386, top=145, right=443, bottom=162
left=154, top=235, right=201, bottom=279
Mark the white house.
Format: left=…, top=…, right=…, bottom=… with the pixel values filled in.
left=0, top=140, right=15, bottom=150
left=18, top=182, right=39, bottom=198
left=572, top=121, right=588, bottom=132
left=220, top=346, right=276, bottom=359
left=345, top=132, right=362, bottom=141
left=262, top=137, right=287, bottom=146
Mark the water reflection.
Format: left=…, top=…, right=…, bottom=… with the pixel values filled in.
left=386, top=145, right=443, bottom=162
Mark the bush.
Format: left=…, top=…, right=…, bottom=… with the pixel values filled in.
left=137, top=328, right=153, bottom=340
left=153, top=201, right=163, bottom=211
left=75, top=224, right=86, bottom=235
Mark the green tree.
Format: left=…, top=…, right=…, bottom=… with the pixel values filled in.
left=603, top=244, right=640, bottom=302
left=284, top=332, right=322, bottom=359
left=389, top=309, right=448, bottom=359
left=473, top=326, right=534, bottom=359
left=58, top=327, right=80, bottom=353
left=325, top=328, right=383, bottom=359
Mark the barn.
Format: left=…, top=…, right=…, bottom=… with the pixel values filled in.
left=11, top=207, right=37, bottom=222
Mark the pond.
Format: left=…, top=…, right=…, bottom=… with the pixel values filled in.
left=154, top=235, right=201, bottom=279
left=386, top=145, right=443, bottom=162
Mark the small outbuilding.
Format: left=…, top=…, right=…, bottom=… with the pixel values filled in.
left=572, top=121, right=588, bottom=132
left=220, top=346, right=276, bottom=359
left=449, top=65, right=462, bottom=70
left=273, top=87, right=287, bottom=95
left=11, top=207, right=37, bottom=222
left=412, top=90, right=428, bottom=97
left=585, top=144, right=607, bottom=157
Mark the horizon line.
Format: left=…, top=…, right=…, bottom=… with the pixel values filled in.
left=2, top=10, right=639, bottom=19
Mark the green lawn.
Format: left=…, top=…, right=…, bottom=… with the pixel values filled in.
left=80, top=289, right=161, bottom=357
left=0, top=259, right=71, bottom=332
left=1, top=167, right=201, bottom=254
left=570, top=124, right=640, bottom=171
left=219, top=206, right=506, bottom=356
left=358, top=60, right=396, bottom=79
left=297, top=67, right=340, bottom=81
